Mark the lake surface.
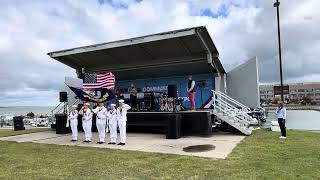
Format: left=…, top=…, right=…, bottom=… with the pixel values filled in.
left=265, top=110, right=320, bottom=131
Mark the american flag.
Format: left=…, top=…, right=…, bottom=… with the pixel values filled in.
left=83, top=72, right=115, bottom=89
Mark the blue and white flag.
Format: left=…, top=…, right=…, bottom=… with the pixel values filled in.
left=68, top=86, right=115, bottom=103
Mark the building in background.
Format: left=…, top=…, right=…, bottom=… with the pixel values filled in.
left=260, top=82, right=320, bottom=104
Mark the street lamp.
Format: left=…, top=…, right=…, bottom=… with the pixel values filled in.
left=274, top=0, right=284, bottom=101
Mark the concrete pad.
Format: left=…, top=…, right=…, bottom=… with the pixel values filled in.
left=0, top=131, right=245, bottom=159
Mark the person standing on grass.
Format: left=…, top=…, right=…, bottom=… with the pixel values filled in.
left=276, top=102, right=287, bottom=139
left=107, top=104, right=117, bottom=145
left=187, top=75, right=196, bottom=110
left=92, top=102, right=108, bottom=144
left=117, top=99, right=131, bottom=145
left=69, top=105, right=79, bottom=142
left=79, top=103, right=93, bottom=143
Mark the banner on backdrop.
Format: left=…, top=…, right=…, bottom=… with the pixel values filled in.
left=68, top=86, right=115, bottom=103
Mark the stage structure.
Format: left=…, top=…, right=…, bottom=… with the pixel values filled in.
left=48, top=26, right=260, bottom=137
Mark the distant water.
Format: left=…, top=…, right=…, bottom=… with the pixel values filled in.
left=265, top=110, right=320, bottom=131
left=0, top=106, right=54, bottom=116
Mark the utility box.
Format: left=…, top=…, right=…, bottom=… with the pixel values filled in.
left=13, top=116, right=25, bottom=131
left=55, top=114, right=70, bottom=134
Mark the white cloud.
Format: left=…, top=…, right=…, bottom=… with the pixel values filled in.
left=0, top=0, right=319, bottom=106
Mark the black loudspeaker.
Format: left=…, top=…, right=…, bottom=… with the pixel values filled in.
left=59, top=92, right=68, bottom=102
left=130, top=94, right=137, bottom=109
left=166, top=114, right=182, bottom=139
left=143, top=93, right=155, bottom=111
left=13, top=116, right=25, bottom=131
left=168, top=85, right=177, bottom=98
left=55, top=114, right=70, bottom=134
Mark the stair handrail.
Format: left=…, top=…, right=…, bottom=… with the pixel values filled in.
left=214, top=104, right=250, bottom=129
left=215, top=91, right=250, bottom=112
left=211, top=90, right=255, bottom=124
left=51, top=102, right=63, bottom=115
left=220, top=100, right=254, bottom=124
left=213, top=90, right=251, bottom=112
left=68, top=99, right=81, bottom=110
left=214, top=98, right=251, bottom=127
left=215, top=106, right=250, bottom=133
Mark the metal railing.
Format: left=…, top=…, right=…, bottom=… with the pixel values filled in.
left=212, top=90, right=256, bottom=126
left=213, top=90, right=251, bottom=112
left=49, top=99, right=82, bottom=125
left=214, top=97, right=251, bottom=128
left=51, top=99, right=81, bottom=116
left=51, top=102, right=64, bottom=116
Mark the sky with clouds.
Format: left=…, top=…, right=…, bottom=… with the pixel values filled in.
left=0, top=0, right=319, bottom=106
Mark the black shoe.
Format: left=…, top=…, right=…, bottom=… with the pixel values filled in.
left=97, top=142, right=104, bottom=144
left=83, top=140, right=88, bottom=143
left=117, top=142, right=125, bottom=145
left=71, top=140, right=77, bottom=142
left=117, top=143, right=122, bottom=145
left=87, top=140, right=92, bottom=143
left=112, top=142, right=116, bottom=145
left=108, top=142, right=113, bottom=144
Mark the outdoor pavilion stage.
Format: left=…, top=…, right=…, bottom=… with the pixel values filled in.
left=48, top=26, right=226, bottom=138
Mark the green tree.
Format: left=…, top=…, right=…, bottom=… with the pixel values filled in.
left=290, top=98, right=299, bottom=104
left=27, top=112, right=35, bottom=118
left=301, top=97, right=312, bottom=105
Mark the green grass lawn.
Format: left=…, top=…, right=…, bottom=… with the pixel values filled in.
left=0, top=129, right=320, bottom=180
left=0, top=128, right=50, bottom=138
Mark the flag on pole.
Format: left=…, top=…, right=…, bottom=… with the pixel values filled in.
left=83, top=72, right=115, bottom=89
left=68, top=86, right=115, bottom=103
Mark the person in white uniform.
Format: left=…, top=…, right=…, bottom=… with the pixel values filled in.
left=117, top=99, right=131, bottom=145
left=92, top=102, right=108, bottom=144
left=79, top=103, right=93, bottom=142
left=69, top=105, right=78, bottom=142
left=107, top=104, right=117, bottom=145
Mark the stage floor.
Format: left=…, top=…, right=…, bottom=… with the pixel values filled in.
left=0, top=131, right=245, bottom=159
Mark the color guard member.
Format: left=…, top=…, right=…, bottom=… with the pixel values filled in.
left=107, top=104, right=117, bottom=144
left=69, top=105, right=78, bottom=142
left=117, top=99, right=131, bottom=145
left=92, top=102, right=108, bottom=144
left=79, top=103, right=93, bottom=142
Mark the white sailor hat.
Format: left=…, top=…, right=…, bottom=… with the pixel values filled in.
left=110, top=104, right=116, bottom=107
left=118, top=99, right=124, bottom=103
left=84, top=103, right=90, bottom=106
left=72, top=105, right=77, bottom=108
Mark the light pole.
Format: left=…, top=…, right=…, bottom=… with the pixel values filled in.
left=274, top=0, right=284, bottom=101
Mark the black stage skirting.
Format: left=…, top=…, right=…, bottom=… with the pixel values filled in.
left=63, top=111, right=212, bottom=139
left=127, top=111, right=213, bottom=139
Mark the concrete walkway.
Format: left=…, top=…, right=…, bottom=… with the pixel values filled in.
left=0, top=131, right=245, bottom=159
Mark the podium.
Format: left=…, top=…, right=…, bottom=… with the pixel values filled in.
left=13, top=116, right=25, bottom=131
left=55, top=114, right=70, bottom=134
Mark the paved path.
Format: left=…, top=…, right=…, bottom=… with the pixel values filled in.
left=0, top=131, right=245, bottom=159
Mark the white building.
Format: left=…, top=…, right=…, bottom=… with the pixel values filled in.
left=260, top=82, right=320, bottom=103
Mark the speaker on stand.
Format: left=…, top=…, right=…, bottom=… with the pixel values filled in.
left=56, top=91, right=70, bottom=134
left=59, top=91, right=68, bottom=114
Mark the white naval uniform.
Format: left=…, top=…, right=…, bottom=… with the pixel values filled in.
left=79, top=109, right=93, bottom=141
left=117, top=104, right=131, bottom=143
left=93, top=106, right=107, bottom=142
left=107, top=109, right=117, bottom=143
left=69, top=110, right=78, bottom=140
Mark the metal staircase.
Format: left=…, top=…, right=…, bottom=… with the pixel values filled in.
left=211, top=90, right=258, bottom=135
left=49, top=99, right=81, bottom=125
